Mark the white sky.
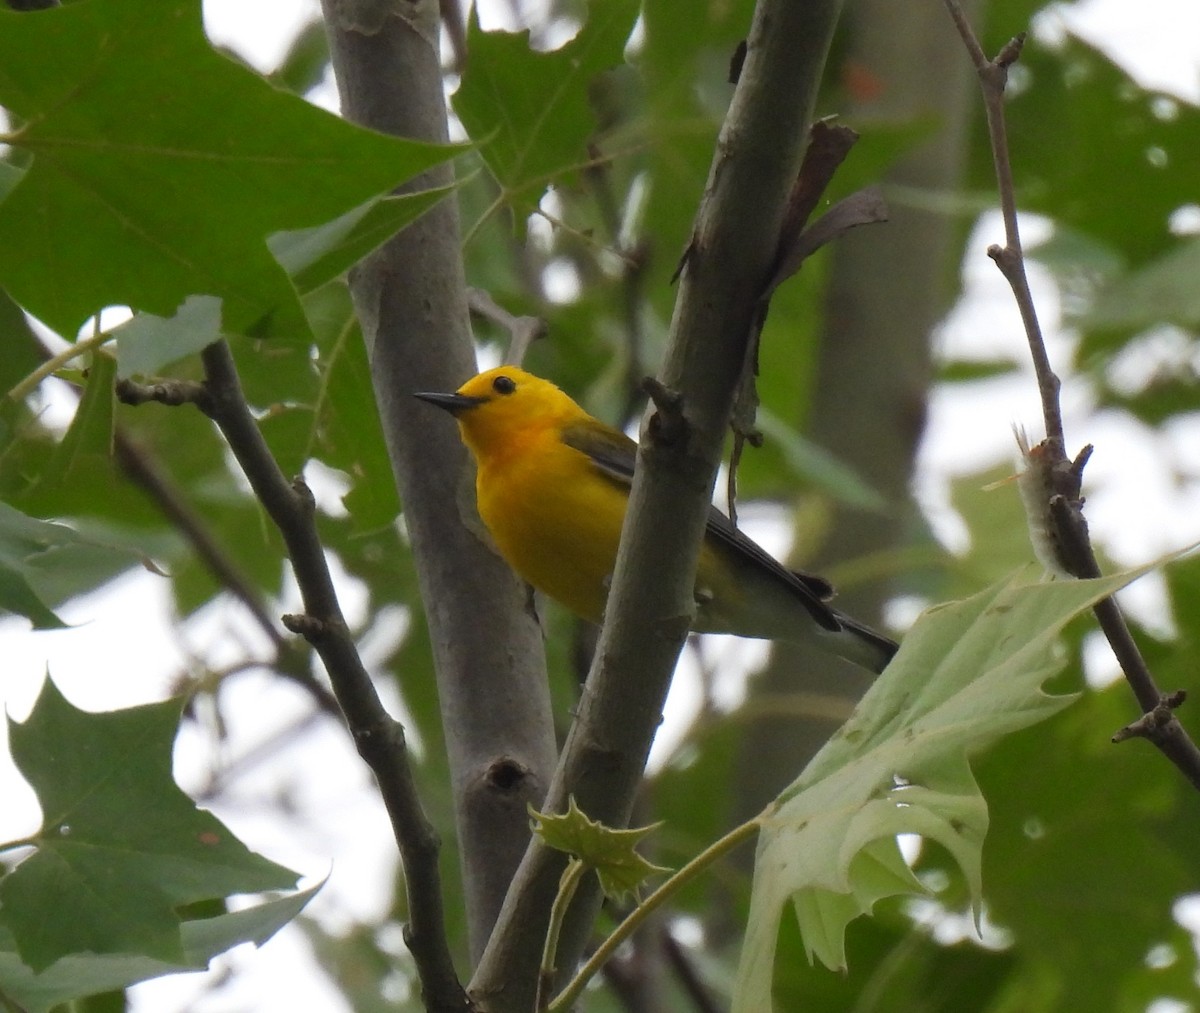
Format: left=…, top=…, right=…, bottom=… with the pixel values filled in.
left=1, top=2, right=1198, bottom=1010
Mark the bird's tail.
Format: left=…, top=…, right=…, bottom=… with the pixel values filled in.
left=824, top=609, right=899, bottom=675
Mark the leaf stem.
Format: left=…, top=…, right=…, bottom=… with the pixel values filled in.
left=547, top=818, right=761, bottom=1012
left=537, top=858, right=588, bottom=1011
left=6, top=328, right=114, bottom=402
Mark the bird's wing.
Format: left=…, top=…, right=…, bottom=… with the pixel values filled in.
left=560, top=421, right=842, bottom=631
left=560, top=419, right=639, bottom=490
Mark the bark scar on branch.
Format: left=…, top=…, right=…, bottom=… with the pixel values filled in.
left=944, top=0, right=1200, bottom=792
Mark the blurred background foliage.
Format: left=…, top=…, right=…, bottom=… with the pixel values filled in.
left=2, top=0, right=1198, bottom=1008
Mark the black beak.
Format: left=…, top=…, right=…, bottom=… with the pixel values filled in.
left=413, top=391, right=486, bottom=416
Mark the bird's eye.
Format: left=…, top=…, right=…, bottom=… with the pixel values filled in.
left=492, top=375, right=517, bottom=396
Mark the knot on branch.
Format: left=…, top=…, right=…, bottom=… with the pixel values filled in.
left=116, top=377, right=207, bottom=409
left=1112, top=690, right=1188, bottom=744
left=348, top=717, right=411, bottom=777
left=641, top=377, right=687, bottom=448
left=282, top=612, right=346, bottom=643
left=290, top=476, right=317, bottom=513
left=484, top=756, right=532, bottom=794
left=656, top=611, right=694, bottom=645
left=995, top=32, right=1027, bottom=69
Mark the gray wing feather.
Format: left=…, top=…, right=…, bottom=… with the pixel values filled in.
left=561, top=423, right=843, bottom=633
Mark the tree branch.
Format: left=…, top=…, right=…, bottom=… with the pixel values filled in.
left=466, top=287, right=547, bottom=365
left=118, top=342, right=474, bottom=1012
left=660, top=929, right=722, bottom=1013
left=111, top=429, right=343, bottom=717
left=319, top=0, right=559, bottom=964
left=944, top=1, right=1200, bottom=791
left=471, top=0, right=847, bottom=1007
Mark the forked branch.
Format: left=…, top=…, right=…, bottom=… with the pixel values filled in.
left=943, top=0, right=1200, bottom=791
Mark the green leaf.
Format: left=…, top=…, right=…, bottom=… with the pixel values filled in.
left=0, top=286, right=44, bottom=396
left=987, top=34, right=1200, bottom=270
left=453, top=0, right=639, bottom=225
left=0, top=679, right=299, bottom=971
left=39, top=351, right=116, bottom=489
left=974, top=680, right=1200, bottom=1009
left=754, top=408, right=886, bottom=511
left=732, top=562, right=1163, bottom=1011
left=0, top=503, right=140, bottom=628
left=110, top=187, right=457, bottom=380
left=0, top=882, right=322, bottom=1013
left=0, top=0, right=458, bottom=339
left=114, top=296, right=222, bottom=379
left=303, top=283, right=400, bottom=529
left=532, top=797, right=669, bottom=903
left=1083, top=237, right=1200, bottom=331
left=269, top=187, right=458, bottom=297
left=937, top=359, right=1020, bottom=383
left=268, top=17, right=330, bottom=96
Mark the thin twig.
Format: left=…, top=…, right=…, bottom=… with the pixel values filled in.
left=115, top=431, right=342, bottom=716
left=660, top=929, right=722, bottom=1013
left=944, top=0, right=1200, bottom=791
left=467, top=287, right=548, bottom=366
left=941, top=13, right=1060, bottom=447
left=119, top=340, right=473, bottom=1012
left=726, top=121, right=887, bottom=526
left=7, top=329, right=114, bottom=402
left=18, top=331, right=343, bottom=719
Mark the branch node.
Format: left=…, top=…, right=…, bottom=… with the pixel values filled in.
left=486, top=756, right=533, bottom=794
left=670, top=237, right=697, bottom=285
left=282, top=612, right=343, bottom=642
left=994, top=32, right=1027, bottom=69
left=116, top=377, right=207, bottom=409
left=945, top=0, right=1200, bottom=793
left=1112, top=691, right=1188, bottom=743
left=291, top=476, right=316, bottom=512
left=641, top=377, right=687, bottom=447
left=1070, top=443, right=1094, bottom=482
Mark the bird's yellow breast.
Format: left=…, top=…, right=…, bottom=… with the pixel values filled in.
left=474, top=428, right=628, bottom=623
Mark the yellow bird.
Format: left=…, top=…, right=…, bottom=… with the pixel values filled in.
left=415, top=366, right=896, bottom=673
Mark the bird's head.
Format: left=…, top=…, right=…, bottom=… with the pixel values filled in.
left=414, top=366, right=582, bottom=461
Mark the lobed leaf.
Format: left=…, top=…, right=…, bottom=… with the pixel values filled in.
left=0, top=679, right=300, bottom=972
left=0, top=0, right=458, bottom=340
left=453, top=0, right=639, bottom=228
left=532, top=797, right=669, bottom=903
left=733, top=563, right=1163, bottom=1010
left=0, top=503, right=141, bottom=629
left=0, top=883, right=321, bottom=1013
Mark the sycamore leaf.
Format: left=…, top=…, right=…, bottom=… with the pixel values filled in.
left=0, top=882, right=321, bottom=1013
left=0, top=679, right=299, bottom=972
left=453, top=0, right=638, bottom=227
left=300, top=282, right=400, bottom=530
left=0, top=504, right=140, bottom=629
left=532, top=797, right=669, bottom=903
left=113, top=296, right=224, bottom=380
left=108, top=186, right=456, bottom=380
left=37, top=351, right=116, bottom=493
left=269, top=186, right=459, bottom=297
left=0, top=0, right=458, bottom=340
left=732, top=562, right=1162, bottom=1012
left=755, top=408, right=886, bottom=512
left=1082, top=237, right=1200, bottom=331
